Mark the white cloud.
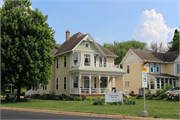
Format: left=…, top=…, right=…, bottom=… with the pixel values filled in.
left=132, top=9, right=177, bottom=47
left=0, top=0, right=4, bottom=7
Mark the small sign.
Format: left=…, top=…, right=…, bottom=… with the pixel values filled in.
left=142, top=71, right=147, bottom=88
left=142, top=67, right=147, bottom=72
left=105, top=93, right=123, bottom=105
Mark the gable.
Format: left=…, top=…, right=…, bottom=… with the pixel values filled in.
left=74, top=41, right=100, bottom=53
left=175, top=54, right=180, bottom=62
left=120, top=50, right=141, bottom=64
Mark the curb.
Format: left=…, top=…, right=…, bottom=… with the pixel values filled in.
left=1, top=107, right=177, bottom=120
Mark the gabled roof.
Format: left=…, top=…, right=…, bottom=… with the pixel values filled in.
left=55, top=32, right=86, bottom=55
left=55, top=32, right=118, bottom=57
left=131, top=49, right=179, bottom=62
left=50, top=44, right=61, bottom=55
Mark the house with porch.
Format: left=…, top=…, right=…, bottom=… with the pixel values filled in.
left=35, top=30, right=128, bottom=97
left=117, top=49, right=180, bottom=94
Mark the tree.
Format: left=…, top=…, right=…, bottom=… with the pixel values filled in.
left=168, top=29, right=179, bottom=52
left=149, top=42, right=168, bottom=53
left=1, top=0, right=56, bottom=100
left=103, top=40, right=147, bottom=64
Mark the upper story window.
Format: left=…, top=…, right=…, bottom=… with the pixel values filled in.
left=73, top=54, right=78, bottom=64
left=127, top=65, right=130, bottom=74
left=156, top=64, right=159, bottom=73
left=56, top=57, right=59, bottom=69
left=150, top=63, right=153, bottom=73
left=104, top=57, right=107, bottom=67
left=84, top=42, right=90, bottom=48
left=99, top=57, right=102, bottom=67
left=94, top=55, right=96, bottom=67
left=64, top=56, right=66, bottom=67
left=84, top=54, right=90, bottom=66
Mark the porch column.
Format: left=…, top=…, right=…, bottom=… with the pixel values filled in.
left=149, top=78, right=151, bottom=90
left=70, top=75, right=71, bottom=94
left=164, top=79, right=165, bottom=89
left=168, top=79, right=169, bottom=85
left=89, top=74, right=91, bottom=94
left=159, top=78, right=161, bottom=89
left=107, top=74, right=110, bottom=93
left=112, top=77, right=115, bottom=87
left=172, top=79, right=174, bottom=87
left=79, top=73, right=81, bottom=94
left=155, top=78, right=157, bottom=90
left=98, top=74, right=101, bottom=94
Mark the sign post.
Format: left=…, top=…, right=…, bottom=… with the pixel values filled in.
left=141, top=62, right=148, bottom=116
left=9, top=83, right=14, bottom=94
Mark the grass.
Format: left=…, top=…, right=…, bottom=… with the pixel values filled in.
left=1, top=98, right=179, bottom=119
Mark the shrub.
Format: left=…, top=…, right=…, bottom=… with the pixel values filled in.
left=129, top=95, right=132, bottom=99
left=81, top=95, right=86, bottom=101
left=31, top=94, right=37, bottom=99
left=136, top=94, right=142, bottom=99
left=93, top=98, right=104, bottom=105
left=86, top=96, right=92, bottom=101
left=74, top=96, right=82, bottom=101
left=123, top=98, right=135, bottom=105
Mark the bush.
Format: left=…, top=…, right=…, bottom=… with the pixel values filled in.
left=123, top=98, right=136, bottom=105
left=93, top=98, right=104, bottom=105
left=81, top=95, right=86, bottom=101
left=74, top=96, right=82, bottom=101
left=136, top=94, right=142, bottom=99
left=86, top=96, right=92, bottom=101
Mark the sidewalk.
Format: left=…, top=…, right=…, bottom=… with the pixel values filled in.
left=1, top=107, right=177, bottom=120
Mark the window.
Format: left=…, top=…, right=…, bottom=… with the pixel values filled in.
left=150, top=63, right=153, bottom=73
left=73, top=76, right=78, bottom=88
left=150, top=79, right=154, bottom=89
left=177, top=64, right=179, bottom=74
left=84, top=77, right=89, bottom=88
left=43, top=85, right=47, bottom=90
left=127, top=65, right=130, bottom=74
left=100, top=77, right=107, bottom=88
left=94, top=55, right=96, bottom=67
left=161, top=79, right=164, bottom=88
left=84, top=54, right=90, bottom=66
left=125, top=81, right=130, bottom=87
left=56, top=77, right=59, bottom=90
left=56, top=57, right=59, bottom=69
left=63, top=76, right=67, bottom=90
left=156, top=64, right=159, bottom=73
left=73, top=54, right=78, bottom=64
left=64, top=56, right=66, bottom=67
left=84, top=42, right=90, bottom=48
left=99, top=57, right=102, bottom=67
left=104, top=57, right=107, bottom=67
left=157, top=79, right=160, bottom=89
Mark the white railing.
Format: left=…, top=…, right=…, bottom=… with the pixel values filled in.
left=70, top=88, right=79, bottom=94
left=72, top=62, right=120, bottom=69
left=70, top=88, right=109, bottom=94
left=123, top=88, right=129, bottom=98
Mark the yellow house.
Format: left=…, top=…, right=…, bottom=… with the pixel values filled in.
left=117, top=49, right=180, bottom=94
left=35, top=30, right=128, bottom=97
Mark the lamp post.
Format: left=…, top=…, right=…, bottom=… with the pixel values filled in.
left=9, top=83, right=14, bottom=94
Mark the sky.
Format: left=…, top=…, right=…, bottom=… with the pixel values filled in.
left=1, top=0, right=180, bottom=47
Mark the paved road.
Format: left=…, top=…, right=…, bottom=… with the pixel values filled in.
left=1, top=109, right=135, bottom=120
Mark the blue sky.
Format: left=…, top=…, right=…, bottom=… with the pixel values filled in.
left=1, top=0, right=180, bottom=47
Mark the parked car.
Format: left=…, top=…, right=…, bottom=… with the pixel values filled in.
left=166, top=87, right=180, bottom=94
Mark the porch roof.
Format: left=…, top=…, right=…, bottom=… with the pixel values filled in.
left=148, top=73, right=179, bottom=79
left=69, top=67, right=126, bottom=74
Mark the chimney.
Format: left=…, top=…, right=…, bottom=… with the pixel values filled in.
left=66, top=30, right=70, bottom=42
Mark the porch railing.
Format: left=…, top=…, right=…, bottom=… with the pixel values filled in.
left=72, top=62, right=120, bottom=69
left=70, top=88, right=109, bottom=94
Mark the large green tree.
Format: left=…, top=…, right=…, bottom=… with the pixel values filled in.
left=103, top=40, right=147, bottom=64
left=1, top=0, right=56, bottom=100
left=168, top=29, right=179, bottom=52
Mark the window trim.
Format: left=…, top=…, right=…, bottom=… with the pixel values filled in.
left=125, top=80, right=130, bottom=87
left=150, top=63, right=154, bottom=73
left=72, top=53, right=79, bottom=64
left=126, top=65, right=130, bottom=74
left=150, top=78, right=155, bottom=90
left=84, top=76, right=90, bottom=88
left=63, top=76, right=67, bottom=90
left=56, top=57, right=59, bottom=69
left=84, top=42, right=90, bottom=48
left=64, top=55, right=67, bottom=68
left=56, top=77, right=59, bottom=90
left=43, top=85, right=47, bottom=91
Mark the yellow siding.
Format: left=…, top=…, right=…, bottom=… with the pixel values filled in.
left=161, top=63, right=166, bottom=73
left=166, top=63, right=173, bottom=75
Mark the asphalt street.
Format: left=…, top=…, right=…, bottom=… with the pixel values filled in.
left=0, top=109, right=136, bottom=120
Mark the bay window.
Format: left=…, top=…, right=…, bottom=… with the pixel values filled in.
left=99, top=57, right=102, bottom=67
left=73, top=76, right=78, bottom=88
left=84, top=54, right=90, bottom=66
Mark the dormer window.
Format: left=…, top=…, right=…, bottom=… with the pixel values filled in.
left=84, top=42, right=90, bottom=48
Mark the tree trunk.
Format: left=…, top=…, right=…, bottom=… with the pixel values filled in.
left=17, top=83, right=21, bottom=101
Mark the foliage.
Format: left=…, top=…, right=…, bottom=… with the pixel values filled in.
left=1, top=0, right=56, bottom=100
left=135, top=94, right=142, bottom=99
left=168, top=29, right=179, bottom=52
left=103, top=40, right=147, bottom=64
left=93, top=97, right=104, bottom=105
left=123, top=98, right=136, bottom=105
left=162, top=83, right=173, bottom=92
left=86, top=96, right=92, bottom=101
left=149, top=42, right=168, bottom=53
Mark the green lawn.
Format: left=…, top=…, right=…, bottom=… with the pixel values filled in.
left=1, top=98, right=179, bottom=119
